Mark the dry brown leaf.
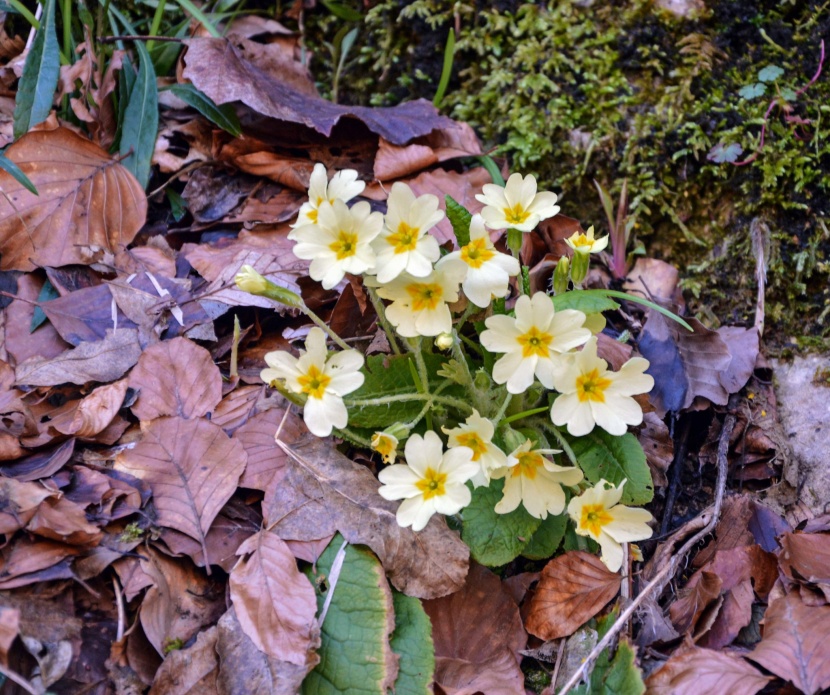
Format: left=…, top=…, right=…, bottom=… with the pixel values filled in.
left=49, top=378, right=128, bottom=437
left=14, top=328, right=142, bottom=387
left=148, top=626, right=219, bottom=695
left=4, top=273, right=70, bottom=366
left=636, top=412, right=673, bottom=488
left=211, top=384, right=264, bottom=434
left=0, top=606, right=19, bottom=665
left=0, top=126, right=147, bottom=271
left=115, top=417, right=247, bottom=567
left=234, top=407, right=303, bottom=492
left=216, top=607, right=309, bottom=695
left=128, top=338, right=223, bottom=421
left=646, top=643, right=770, bottom=695
left=669, top=571, right=723, bottom=634
left=181, top=39, right=454, bottom=145
left=0, top=477, right=55, bottom=534
left=266, top=435, right=469, bottom=599
left=697, top=579, right=754, bottom=649
left=26, top=495, right=103, bottom=545
left=138, top=548, right=225, bottom=657
left=0, top=538, right=80, bottom=588
left=423, top=563, right=526, bottom=695
left=162, top=508, right=258, bottom=573
left=748, top=592, right=830, bottom=694
left=525, top=551, right=622, bottom=641
left=229, top=530, right=320, bottom=668
left=779, top=531, right=830, bottom=590
left=622, top=257, right=680, bottom=303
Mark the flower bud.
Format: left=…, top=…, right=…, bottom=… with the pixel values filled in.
left=434, top=332, right=454, bottom=351
left=570, top=249, right=590, bottom=287
left=552, top=256, right=570, bottom=295
left=234, top=265, right=304, bottom=308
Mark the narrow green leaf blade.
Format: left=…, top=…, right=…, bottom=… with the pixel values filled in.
left=31, top=278, right=59, bottom=331
left=0, top=151, right=37, bottom=194
left=163, top=83, right=242, bottom=136
left=445, top=195, right=472, bottom=247
left=461, top=479, right=541, bottom=567
left=173, top=0, right=220, bottom=37
left=551, top=290, right=619, bottom=315
left=13, top=0, right=60, bottom=139
left=390, top=591, right=434, bottom=695
left=576, top=289, right=693, bottom=331
left=119, top=42, right=158, bottom=189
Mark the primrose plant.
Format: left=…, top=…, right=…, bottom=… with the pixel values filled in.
left=235, top=164, right=663, bottom=573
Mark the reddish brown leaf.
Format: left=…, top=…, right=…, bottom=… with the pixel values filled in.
left=2, top=439, right=76, bottom=482
left=748, top=592, right=830, bottom=694
left=128, top=338, right=223, bottom=421
left=622, top=257, right=680, bottom=303
left=49, top=378, right=128, bottom=438
left=115, top=417, right=247, bottom=567
left=234, top=407, right=302, bottom=492
left=647, top=644, right=770, bottom=695
left=779, top=531, right=830, bottom=587
left=0, top=477, right=55, bottom=534
left=636, top=411, right=673, bottom=488
left=4, top=274, right=69, bottom=366
left=229, top=530, right=319, bottom=669
left=525, top=551, right=622, bottom=641
left=266, top=435, right=469, bottom=599
left=669, top=571, right=722, bottom=634
left=698, top=579, right=754, bottom=650
left=26, top=495, right=103, bottom=545
left=0, top=126, right=147, bottom=271
left=423, top=563, right=526, bottom=695
left=148, top=626, right=219, bottom=695
left=211, top=384, right=263, bottom=434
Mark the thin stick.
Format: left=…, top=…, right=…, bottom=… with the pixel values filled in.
left=550, top=638, right=566, bottom=691
left=557, top=401, right=737, bottom=695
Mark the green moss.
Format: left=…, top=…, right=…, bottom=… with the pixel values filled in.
left=304, top=0, right=830, bottom=347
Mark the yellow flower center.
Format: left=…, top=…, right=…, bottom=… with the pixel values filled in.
left=387, top=222, right=420, bottom=254
left=504, top=204, right=530, bottom=225
left=569, top=233, right=594, bottom=249
left=460, top=238, right=495, bottom=269
left=371, top=433, right=397, bottom=463
left=576, top=368, right=612, bottom=403
left=511, top=451, right=543, bottom=479
left=517, top=326, right=553, bottom=358
left=455, top=432, right=488, bottom=461
left=329, top=230, right=359, bottom=260
left=416, top=467, right=448, bottom=500
left=579, top=503, right=613, bottom=538
left=406, top=282, right=443, bottom=312
left=297, top=364, right=331, bottom=399
left=307, top=208, right=319, bottom=223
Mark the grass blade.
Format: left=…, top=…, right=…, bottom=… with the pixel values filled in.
left=433, top=29, right=456, bottom=108
left=173, top=0, right=220, bottom=37
left=119, top=41, right=158, bottom=188
left=162, top=83, right=241, bottom=136
left=0, top=150, right=38, bottom=194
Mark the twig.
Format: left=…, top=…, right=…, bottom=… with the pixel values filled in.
left=0, top=662, right=41, bottom=695
left=550, top=638, right=566, bottom=691
left=557, top=398, right=737, bottom=695
left=113, top=576, right=125, bottom=642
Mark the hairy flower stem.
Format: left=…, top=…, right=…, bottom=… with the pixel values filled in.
left=500, top=406, right=550, bottom=425
left=492, top=390, right=515, bottom=423
left=346, top=392, right=473, bottom=414
left=540, top=420, right=579, bottom=467
left=301, top=304, right=352, bottom=351
left=365, top=285, right=402, bottom=355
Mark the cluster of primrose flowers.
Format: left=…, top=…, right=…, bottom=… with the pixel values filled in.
left=235, top=164, right=655, bottom=572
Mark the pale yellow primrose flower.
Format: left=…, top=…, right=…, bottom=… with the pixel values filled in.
left=437, top=213, right=521, bottom=308
left=371, top=431, right=399, bottom=464
left=378, top=431, right=478, bottom=531
left=567, top=479, right=654, bottom=573
left=293, top=163, right=365, bottom=227
left=260, top=327, right=364, bottom=438
left=550, top=336, right=654, bottom=437
left=475, top=172, right=560, bottom=232
left=288, top=199, right=383, bottom=290
left=491, top=441, right=583, bottom=519
left=481, top=292, right=591, bottom=394
left=372, top=182, right=443, bottom=283
left=564, top=225, right=609, bottom=255
left=372, top=261, right=466, bottom=338
left=442, top=409, right=507, bottom=487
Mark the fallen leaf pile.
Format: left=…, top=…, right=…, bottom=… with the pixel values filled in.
left=0, top=11, right=824, bottom=695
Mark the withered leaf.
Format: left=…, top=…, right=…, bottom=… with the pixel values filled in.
left=115, top=417, right=247, bottom=567
left=138, top=548, right=225, bottom=658
left=0, top=126, right=147, bottom=271
left=229, top=531, right=319, bottom=668
left=525, top=551, right=621, bottom=641
left=14, top=328, right=142, bottom=387
left=0, top=477, right=55, bottom=534
left=182, top=39, right=454, bottom=145
left=211, top=384, right=263, bottom=434
left=148, top=626, right=219, bottom=695
left=748, top=592, right=830, bottom=694
left=647, top=644, right=770, bottom=695
left=423, top=563, right=525, bottom=695
left=266, top=435, right=469, bottom=599
left=49, top=378, right=128, bottom=438
left=233, top=407, right=303, bottom=492
left=779, top=531, right=830, bottom=586
left=669, top=571, right=723, bottom=634
left=128, top=337, right=223, bottom=421
left=26, top=495, right=103, bottom=545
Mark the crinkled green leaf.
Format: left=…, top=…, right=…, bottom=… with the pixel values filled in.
left=303, top=536, right=396, bottom=694
left=565, top=430, right=653, bottom=505
left=522, top=512, right=568, bottom=561
left=461, top=479, right=541, bottom=567
left=551, top=290, right=619, bottom=315
left=119, top=41, right=158, bottom=188
left=757, top=65, right=784, bottom=83
left=390, top=591, right=434, bottom=695
left=163, top=83, right=242, bottom=137
left=738, top=83, right=766, bottom=99
left=13, top=0, right=59, bottom=139
left=445, top=195, right=472, bottom=247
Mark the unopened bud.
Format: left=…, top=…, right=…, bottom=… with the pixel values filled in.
left=434, top=332, right=454, bottom=350
left=570, top=250, right=590, bottom=288
left=234, top=265, right=303, bottom=308
left=552, top=256, right=570, bottom=295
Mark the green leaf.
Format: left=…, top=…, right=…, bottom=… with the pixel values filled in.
left=738, top=83, right=766, bottom=99
left=433, top=29, right=456, bottom=108
left=461, top=479, right=541, bottom=567
left=31, top=279, right=59, bottom=332
left=173, top=0, right=221, bottom=36
left=572, top=638, right=645, bottom=695
left=780, top=86, right=797, bottom=101
left=119, top=42, right=158, bottom=189
left=576, top=289, right=693, bottom=331
left=521, top=512, right=568, bottom=560
left=303, top=537, right=396, bottom=694
left=161, top=83, right=241, bottom=136
left=475, top=154, right=504, bottom=186
left=13, top=0, right=60, bottom=139
left=551, top=290, right=619, bottom=315
left=757, top=65, right=784, bottom=83
left=445, top=195, right=473, bottom=247
left=166, top=189, right=186, bottom=221
left=390, top=591, right=434, bottom=695
left=0, top=151, right=37, bottom=194
left=564, top=430, right=653, bottom=505
left=321, top=0, right=363, bottom=22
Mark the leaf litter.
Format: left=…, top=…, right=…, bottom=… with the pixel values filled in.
left=0, top=10, right=826, bottom=695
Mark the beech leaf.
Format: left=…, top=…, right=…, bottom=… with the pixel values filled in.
left=647, top=644, right=770, bottom=695
left=0, top=126, right=147, bottom=271
left=148, top=626, right=219, bottom=695
left=115, top=416, right=247, bottom=567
